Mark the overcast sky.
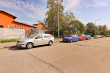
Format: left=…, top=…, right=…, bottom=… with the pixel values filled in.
left=0, top=0, right=110, bottom=29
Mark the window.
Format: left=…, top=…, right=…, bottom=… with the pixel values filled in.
left=44, top=35, right=50, bottom=38
left=49, top=35, right=53, bottom=37
left=36, top=34, right=43, bottom=39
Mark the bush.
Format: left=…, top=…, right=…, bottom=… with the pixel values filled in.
left=0, top=38, right=20, bottom=43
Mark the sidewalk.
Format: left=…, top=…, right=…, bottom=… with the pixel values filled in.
left=0, top=42, right=16, bottom=49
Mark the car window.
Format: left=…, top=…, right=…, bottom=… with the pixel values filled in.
left=44, top=35, right=50, bottom=38
left=35, top=34, right=43, bottom=39
left=73, top=35, right=76, bottom=37
left=78, top=34, right=82, bottom=37
left=66, top=34, right=72, bottom=37
left=49, top=35, right=53, bottom=38
left=28, top=34, right=38, bottom=38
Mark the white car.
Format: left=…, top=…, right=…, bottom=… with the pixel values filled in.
left=16, top=34, right=54, bottom=49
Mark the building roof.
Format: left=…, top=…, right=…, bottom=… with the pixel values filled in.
left=0, top=9, right=17, bottom=19
left=14, top=20, right=35, bottom=27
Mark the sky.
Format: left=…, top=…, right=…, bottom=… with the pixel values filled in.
left=0, top=0, right=110, bottom=29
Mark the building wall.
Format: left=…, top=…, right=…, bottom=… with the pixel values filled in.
left=37, top=23, right=44, bottom=29
left=0, top=11, right=33, bottom=29
left=0, top=12, right=14, bottom=28
left=0, top=28, right=25, bottom=39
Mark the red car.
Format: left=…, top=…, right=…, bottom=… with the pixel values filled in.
left=78, top=34, right=86, bottom=41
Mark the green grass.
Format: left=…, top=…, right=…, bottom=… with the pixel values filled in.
left=0, top=38, right=20, bottom=43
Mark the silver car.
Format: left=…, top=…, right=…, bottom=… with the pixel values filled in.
left=16, top=34, right=54, bottom=49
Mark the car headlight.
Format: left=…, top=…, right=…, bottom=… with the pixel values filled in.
left=18, top=41, right=24, bottom=43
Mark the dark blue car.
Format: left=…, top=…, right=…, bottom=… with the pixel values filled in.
left=86, top=35, right=91, bottom=40
left=63, top=34, right=79, bottom=43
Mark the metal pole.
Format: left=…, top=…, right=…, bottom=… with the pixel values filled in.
left=95, top=19, right=100, bottom=36
left=95, top=21, right=96, bottom=36
left=58, top=0, right=59, bottom=41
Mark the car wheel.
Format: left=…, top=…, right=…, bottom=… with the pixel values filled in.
left=48, top=41, right=53, bottom=46
left=26, top=43, right=33, bottom=49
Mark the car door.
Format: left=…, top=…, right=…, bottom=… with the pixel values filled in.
left=74, top=35, right=78, bottom=41
left=43, top=34, right=50, bottom=44
left=72, top=35, right=76, bottom=41
left=34, top=34, right=43, bottom=46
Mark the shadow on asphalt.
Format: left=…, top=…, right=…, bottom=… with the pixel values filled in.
left=60, top=41, right=78, bottom=43
left=9, top=44, right=49, bottom=50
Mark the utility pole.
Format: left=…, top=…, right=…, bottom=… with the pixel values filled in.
left=95, top=19, right=101, bottom=36
left=58, top=0, right=59, bottom=41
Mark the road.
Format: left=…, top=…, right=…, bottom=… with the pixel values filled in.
left=0, top=37, right=110, bottom=73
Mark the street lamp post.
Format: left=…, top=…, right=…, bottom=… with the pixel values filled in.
left=58, top=0, right=59, bottom=41
left=95, top=19, right=101, bottom=36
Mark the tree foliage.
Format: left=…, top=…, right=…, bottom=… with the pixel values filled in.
left=85, top=22, right=100, bottom=36
left=45, top=0, right=64, bottom=36
left=69, top=20, right=86, bottom=34
left=98, top=25, right=108, bottom=36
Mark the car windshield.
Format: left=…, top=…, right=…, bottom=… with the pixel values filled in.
left=66, top=34, right=72, bottom=37
left=78, top=34, right=82, bottom=37
left=86, top=35, right=90, bottom=36
left=28, top=34, right=38, bottom=38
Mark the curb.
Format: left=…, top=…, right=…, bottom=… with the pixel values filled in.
left=0, top=46, right=12, bottom=50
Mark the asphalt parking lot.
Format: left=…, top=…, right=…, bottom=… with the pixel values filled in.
left=0, top=37, right=110, bottom=73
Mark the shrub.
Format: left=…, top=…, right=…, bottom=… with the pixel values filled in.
left=0, top=38, right=20, bottom=43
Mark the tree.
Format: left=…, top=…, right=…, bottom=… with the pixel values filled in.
left=45, top=0, right=64, bottom=37
left=98, top=25, right=108, bottom=36
left=60, top=11, right=75, bottom=36
left=106, top=30, right=110, bottom=35
left=69, top=20, right=86, bottom=34
left=85, top=22, right=100, bottom=36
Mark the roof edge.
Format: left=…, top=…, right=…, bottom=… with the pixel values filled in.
left=0, top=9, right=17, bottom=19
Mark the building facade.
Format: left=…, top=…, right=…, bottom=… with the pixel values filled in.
left=0, top=9, right=34, bottom=29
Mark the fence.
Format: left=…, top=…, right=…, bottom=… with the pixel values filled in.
left=0, top=28, right=46, bottom=39
left=0, top=28, right=25, bottom=39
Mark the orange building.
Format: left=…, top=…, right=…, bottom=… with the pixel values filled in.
left=33, top=23, right=50, bottom=33
left=0, top=9, right=34, bottom=29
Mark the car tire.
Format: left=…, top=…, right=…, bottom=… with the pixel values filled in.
left=48, top=41, right=53, bottom=46
left=26, top=43, right=33, bottom=49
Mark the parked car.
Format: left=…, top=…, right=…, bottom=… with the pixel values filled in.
left=16, top=34, right=54, bottom=49
left=94, top=35, right=99, bottom=39
left=63, top=34, right=79, bottom=43
left=78, top=34, right=86, bottom=41
left=106, top=35, right=110, bottom=37
left=99, top=35, right=104, bottom=38
left=86, top=35, right=91, bottom=40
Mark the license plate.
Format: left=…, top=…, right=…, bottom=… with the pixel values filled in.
left=64, top=39, right=66, bottom=41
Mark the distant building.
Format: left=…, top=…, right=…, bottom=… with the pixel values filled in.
left=33, top=23, right=50, bottom=33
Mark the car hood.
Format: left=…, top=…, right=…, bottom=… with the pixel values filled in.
left=19, top=38, right=32, bottom=41
left=63, top=37, right=72, bottom=39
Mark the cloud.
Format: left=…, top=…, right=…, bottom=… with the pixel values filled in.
left=86, top=0, right=108, bottom=7
left=0, top=0, right=47, bottom=20
left=63, top=0, right=81, bottom=13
